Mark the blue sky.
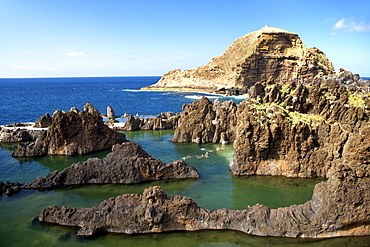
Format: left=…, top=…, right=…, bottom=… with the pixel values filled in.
left=1, top=0, right=369, bottom=78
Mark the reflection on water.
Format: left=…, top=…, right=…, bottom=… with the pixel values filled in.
left=0, top=129, right=369, bottom=246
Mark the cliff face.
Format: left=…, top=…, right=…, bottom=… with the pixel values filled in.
left=171, top=97, right=237, bottom=144
left=145, top=27, right=334, bottom=90
left=171, top=72, right=370, bottom=178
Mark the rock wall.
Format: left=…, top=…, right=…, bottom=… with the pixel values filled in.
left=144, top=27, right=334, bottom=91
left=171, top=72, right=370, bottom=178
left=12, top=103, right=127, bottom=157
left=171, top=97, right=237, bottom=144
left=231, top=74, right=369, bottom=178
left=37, top=161, right=370, bottom=238
left=23, top=141, right=199, bottom=189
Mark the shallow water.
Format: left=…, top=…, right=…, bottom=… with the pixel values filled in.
left=2, top=130, right=368, bottom=247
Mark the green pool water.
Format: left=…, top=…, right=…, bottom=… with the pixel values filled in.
left=0, top=130, right=369, bottom=246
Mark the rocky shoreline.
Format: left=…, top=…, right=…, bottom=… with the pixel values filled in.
left=1, top=26, right=369, bottom=239
left=37, top=161, right=369, bottom=238
left=27, top=71, right=370, bottom=239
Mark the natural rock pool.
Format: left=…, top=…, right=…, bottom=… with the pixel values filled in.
left=3, top=129, right=368, bottom=246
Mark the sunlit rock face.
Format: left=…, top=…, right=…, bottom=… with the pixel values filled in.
left=144, top=27, right=334, bottom=91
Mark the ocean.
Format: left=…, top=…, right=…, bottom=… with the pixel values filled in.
left=0, top=77, right=369, bottom=246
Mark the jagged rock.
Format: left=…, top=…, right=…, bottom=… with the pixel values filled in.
left=119, top=113, right=178, bottom=131
left=107, top=106, right=116, bottom=121
left=34, top=113, right=52, bottom=128
left=23, top=141, right=199, bottom=189
left=230, top=74, right=369, bottom=178
left=70, top=106, right=79, bottom=113
left=141, top=115, right=177, bottom=130
left=122, top=115, right=144, bottom=131
left=168, top=73, right=369, bottom=178
left=0, top=126, right=46, bottom=143
left=171, top=97, right=237, bottom=144
left=0, top=181, right=21, bottom=196
left=37, top=162, right=370, bottom=238
left=144, top=27, right=334, bottom=91
left=12, top=103, right=127, bottom=157
left=158, top=111, right=175, bottom=119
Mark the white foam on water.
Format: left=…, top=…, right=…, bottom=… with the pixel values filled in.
left=185, top=95, right=222, bottom=100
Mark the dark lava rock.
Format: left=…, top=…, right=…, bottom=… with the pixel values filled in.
left=34, top=113, right=52, bottom=128
left=12, top=103, right=127, bottom=157
left=23, top=141, right=199, bottom=189
left=0, top=181, right=22, bottom=196
left=171, top=97, right=237, bottom=144
left=37, top=162, right=369, bottom=238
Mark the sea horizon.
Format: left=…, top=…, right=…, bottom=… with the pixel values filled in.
left=1, top=75, right=369, bottom=79
left=0, top=75, right=162, bottom=79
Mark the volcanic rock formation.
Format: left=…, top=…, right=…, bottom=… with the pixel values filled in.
left=23, top=141, right=199, bottom=189
left=0, top=125, right=46, bottom=143
left=34, top=113, right=52, bottom=128
left=118, top=112, right=178, bottom=131
left=37, top=161, right=370, bottom=238
left=171, top=97, right=237, bottom=144
left=0, top=181, right=22, bottom=197
left=12, top=103, right=127, bottom=157
left=144, top=27, right=334, bottom=91
left=171, top=72, right=370, bottom=178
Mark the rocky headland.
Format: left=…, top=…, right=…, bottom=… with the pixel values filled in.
left=143, top=26, right=334, bottom=91
left=23, top=141, right=199, bottom=189
left=37, top=160, right=369, bottom=238
left=12, top=103, right=127, bottom=157
left=2, top=26, right=369, bottom=239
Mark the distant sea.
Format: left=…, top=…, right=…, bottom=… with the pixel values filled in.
left=0, top=77, right=369, bottom=247
left=0, top=76, right=246, bottom=125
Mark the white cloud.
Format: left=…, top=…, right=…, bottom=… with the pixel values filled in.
left=66, top=51, right=88, bottom=57
left=333, top=18, right=370, bottom=32
left=34, top=66, right=57, bottom=71
left=11, top=65, right=27, bottom=69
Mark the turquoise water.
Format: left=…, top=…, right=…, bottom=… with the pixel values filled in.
left=1, top=77, right=369, bottom=246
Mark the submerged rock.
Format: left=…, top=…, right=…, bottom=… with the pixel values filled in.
left=12, top=103, right=127, bottom=157
left=0, top=181, right=22, bottom=196
left=37, top=162, right=369, bottom=238
left=23, top=141, right=199, bottom=189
